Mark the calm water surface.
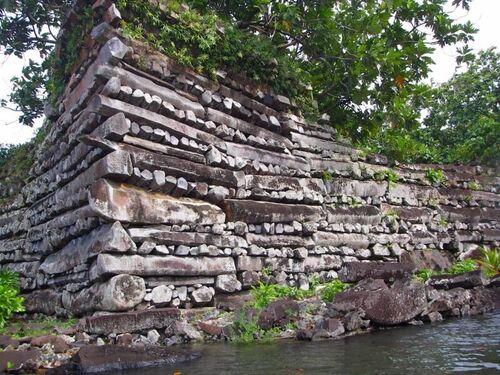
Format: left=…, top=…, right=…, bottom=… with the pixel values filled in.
left=126, top=311, right=500, bottom=375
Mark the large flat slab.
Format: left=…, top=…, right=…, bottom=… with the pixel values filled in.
left=90, top=254, right=236, bottom=279
left=89, top=179, right=225, bottom=225
left=224, top=199, right=324, bottom=224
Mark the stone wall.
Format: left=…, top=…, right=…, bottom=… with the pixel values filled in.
left=0, top=1, right=499, bottom=316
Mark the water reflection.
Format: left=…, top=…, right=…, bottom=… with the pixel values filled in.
left=121, top=312, right=500, bottom=375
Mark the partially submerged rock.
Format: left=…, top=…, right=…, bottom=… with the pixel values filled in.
left=70, top=344, right=199, bottom=373
left=427, top=271, right=487, bottom=290
left=332, top=283, right=427, bottom=325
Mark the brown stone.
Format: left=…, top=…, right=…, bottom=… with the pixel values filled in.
left=332, top=283, right=427, bottom=325
left=224, top=200, right=324, bottom=224
left=72, top=344, right=198, bottom=373
left=338, top=262, right=415, bottom=283
left=257, top=298, right=299, bottom=330
left=80, top=308, right=181, bottom=335
left=198, top=322, right=223, bottom=336
left=89, top=179, right=226, bottom=225
left=428, top=271, right=487, bottom=290
left=30, top=335, right=70, bottom=353
left=0, top=349, right=40, bottom=372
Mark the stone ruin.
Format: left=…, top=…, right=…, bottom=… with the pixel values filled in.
left=0, top=0, right=499, bottom=318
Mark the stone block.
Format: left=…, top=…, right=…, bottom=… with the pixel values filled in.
left=89, top=179, right=225, bottom=225
left=90, top=254, right=236, bottom=279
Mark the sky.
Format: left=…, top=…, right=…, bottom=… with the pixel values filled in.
left=0, top=0, right=499, bottom=146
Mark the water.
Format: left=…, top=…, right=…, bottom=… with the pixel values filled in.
left=128, top=312, right=500, bottom=375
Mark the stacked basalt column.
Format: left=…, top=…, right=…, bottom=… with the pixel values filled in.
left=0, top=0, right=499, bottom=317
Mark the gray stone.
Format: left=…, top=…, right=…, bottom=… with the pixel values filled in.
left=191, top=286, right=215, bottom=304
left=62, top=274, right=146, bottom=314
left=89, top=178, right=226, bottom=225
left=150, top=285, right=173, bottom=304
left=215, top=274, right=242, bottom=293
left=90, top=254, right=236, bottom=279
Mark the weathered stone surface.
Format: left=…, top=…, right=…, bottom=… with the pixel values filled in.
left=401, top=250, right=453, bottom=271
left=90, top=254, right=236, bottom=279
left=257, top=298, right=299, bottom=330
left=96, top=65, right=205, bottom=116
left=40, top=222, right=135, bottom=275
left=30, top=335, right=70, bottom=353
left=313, top=232, right=369, bottom=249
left=129, top=147, right=245, bottom=188
left=246, top=233, right=315, bottom=249
left=226, top=142, right=309, bottom=171
left=303, top=255, right=342, bottom=272
left=150, top=285, right=173, bottom=304
left=0, top=349, right=40, bottom=372
left=192, top=286, right=215, bottom=304
left=81, top=308, right=181, bottom=335
left=326, top=206, right=381, bottom=226
left=338, top=262, right=415, bottom=283
left=128, top=227, right=247, bottom=248
left=62, top=274, right=146, bottom=314
left=245, top=175, right=325, bottom=193
left=72, top=344, right=198, bottom=373
left=332, top=283, right=427, bottom=325
left=22, top=289, right=63, bottom=315
left=215, top=274, right=242, bottom=293
left=428, top=271, right=487, bottom=290
left=208, top=108, right=293, bottom=149
left=89, top=179, right=225, bottom=225
left=224, top=200, right=324, bottom=224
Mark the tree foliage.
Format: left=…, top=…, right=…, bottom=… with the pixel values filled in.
left=0, top=0, right=485, bottom=159
left=188, top=0, right=476, bottom=140
left=419, top=49, right=499, bottom=165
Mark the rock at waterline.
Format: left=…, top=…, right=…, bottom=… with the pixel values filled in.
left=70, top=344, right=200, bottom=373
left=332, top=283, right=427, bottom=325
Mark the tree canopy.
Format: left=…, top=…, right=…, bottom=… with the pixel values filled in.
left=2, top=0, right=495, bottom=166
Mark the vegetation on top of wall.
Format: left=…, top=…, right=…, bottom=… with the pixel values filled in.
left=115, top=0, right=317, bottom=117
left=0, top=271, right=24, bottom=329
left=1, top=0, right=496, bottom=166
left=0, top=123, right=49, bottom=198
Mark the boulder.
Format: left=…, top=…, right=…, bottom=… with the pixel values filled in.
left=427, top=271, right=487, bottom=290
left=23, top=289, right=62, bottom=315
left=257, top=299, right=299, bottom=330
left=71, top=344, right=198, bottom=373
left=338, top=262, right=415, bottom=283
left=215, top=274, right=242, bottom=293
left=322, top=318, right=345, bottom=337
left=62, top=274, right=146, bottom=314
left=192, top=286, right=215, bottom=304
left=0, top=349, right=40, bottom=373
left=332, top=283, right=427, bottom=325
left=150, top=285, right=173, bottom=305
left=80, top=308, right=181, bottom=335
left=30, top=335, right=70, bottom=353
